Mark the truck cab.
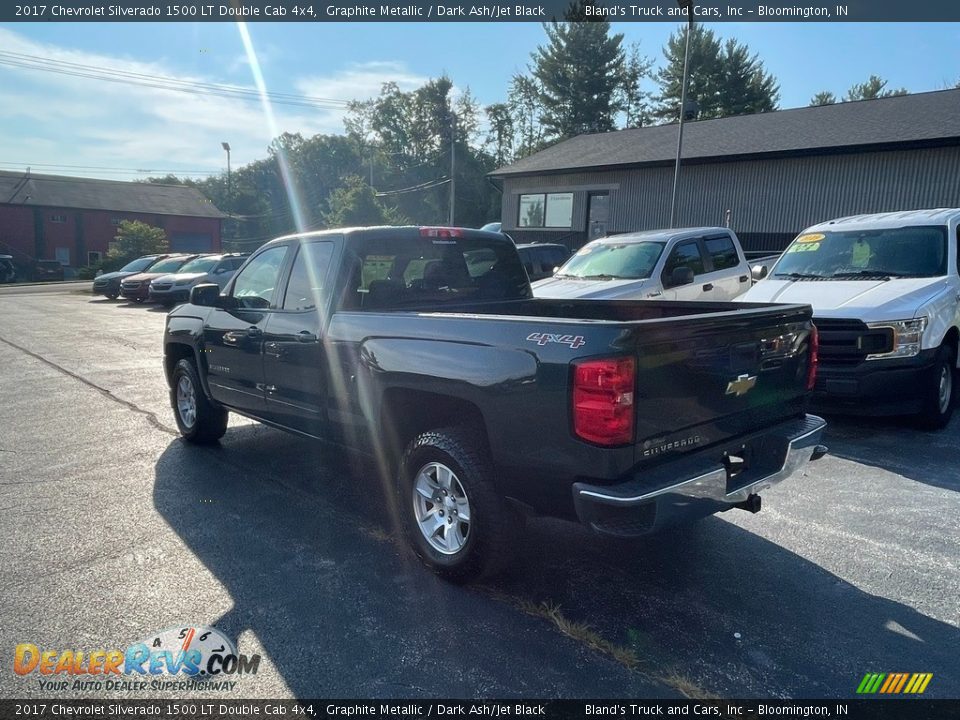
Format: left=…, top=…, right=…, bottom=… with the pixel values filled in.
left=740, top=209, right=960, bottom=429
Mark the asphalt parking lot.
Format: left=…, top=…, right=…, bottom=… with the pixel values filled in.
left=1, top=284, right=958, bottom=700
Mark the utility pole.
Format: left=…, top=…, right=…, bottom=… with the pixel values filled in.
left=221, top=141, right=232, bottom=245
left=448, top=113, right=456, bottom=226
left=669, top=4, right=694, bottom=229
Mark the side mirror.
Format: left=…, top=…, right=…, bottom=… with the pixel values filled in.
left=669, top=267, right=695, bottom=288
left=190, top=283, right=221, bottom=307
left=751, top=264, right=769, bottom=281
left=552, top=266, right=560, bottom=274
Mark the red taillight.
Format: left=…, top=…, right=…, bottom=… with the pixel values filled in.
left=572, top=356, right=636, bottom=446
left=807, top=325, right=819, bottom=391
left=420, top=227, right=464, bottom=238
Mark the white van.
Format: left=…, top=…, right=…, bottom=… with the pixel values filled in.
left=532, top=227, right=752, bottom=302
left=740, top=209, right=960, bottom=429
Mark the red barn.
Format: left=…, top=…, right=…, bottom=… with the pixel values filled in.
left=0, top=170, right=226, bottom=273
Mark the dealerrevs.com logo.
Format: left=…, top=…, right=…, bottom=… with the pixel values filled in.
left=14, top=625, right=260, bottom=693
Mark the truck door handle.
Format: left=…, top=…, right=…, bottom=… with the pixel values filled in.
left=739, top=275, right=749, bottom=283
left=297, top=331, right=317, bottom=343
left=702, top=283, right=714, bottom=291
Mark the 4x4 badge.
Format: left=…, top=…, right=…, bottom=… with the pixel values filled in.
left=526, top=332, right=585, bottom=349
left=726, top=374, right=757, bottom=397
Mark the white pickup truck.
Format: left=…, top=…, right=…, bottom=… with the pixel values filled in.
left=532, top=227, right=753, bottom=302
left=740, top=209, right=960, bottom=429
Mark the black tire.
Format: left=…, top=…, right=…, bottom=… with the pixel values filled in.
left=105, top=291, right=119, bottom=300
left=170, top=358, right=228, bottom=443
left=397, top=426, right=520, bottom=582
left=916, top=343, right=956, bottom=431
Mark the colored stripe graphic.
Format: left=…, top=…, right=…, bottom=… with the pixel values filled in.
left=856, top=672, right=932, bottom=694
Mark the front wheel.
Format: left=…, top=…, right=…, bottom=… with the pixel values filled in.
left=916, top=343, right=956, bottom=430
left=171, top=358, right=228, bottom=443
left=105, top=291, right=119, bottom=300
left=398, top=427, right=520, bottom=582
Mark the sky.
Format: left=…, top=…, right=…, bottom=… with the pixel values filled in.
left=0, top=21, right=958, bottom=181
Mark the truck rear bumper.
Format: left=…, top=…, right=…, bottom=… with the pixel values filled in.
left=571, top=414, right=826, bottom=537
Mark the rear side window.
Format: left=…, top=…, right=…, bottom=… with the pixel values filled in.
left=343, top=235, right=530, bottom=310
left=663, top=241, right=705, bottom=278
left=704, top=236, right=740, bottom=271
left=283, top=242, right=335, bottom=311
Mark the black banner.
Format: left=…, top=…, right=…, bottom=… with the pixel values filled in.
left=5, top=0, right=960, bottom=23
left=1, top=700, right=957, bottom=720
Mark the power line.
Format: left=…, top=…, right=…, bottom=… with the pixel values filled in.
left=0, top=162, right=219, bottom=176
left=0, top=51, right=352, bottom=110
left=375, top=177, right=450, bottom=197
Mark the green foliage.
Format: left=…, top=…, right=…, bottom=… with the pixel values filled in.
left=108, top=220, right=167, bottom=260
left=323, top=176, right=406, bottom=227
left=809, top=91, right=838, bottom=106
left=809, top=77, right=909, bottom=107
left=844, top=75, right=908, bottom=101
left=529, top=14, right=629, bottom=139
left=652, top=25, right=779, bottom=122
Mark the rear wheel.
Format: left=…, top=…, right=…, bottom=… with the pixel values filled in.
left=916, top=343, right=956, bottom=430
left=397, top=426, right=520, bottom=582
left=171, top=358, right=228, bottom=443
left=105, top=291, right=119, bottom=300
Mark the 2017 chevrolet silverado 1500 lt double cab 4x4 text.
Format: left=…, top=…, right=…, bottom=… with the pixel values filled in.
left=164, top=226, right=827, bottom=581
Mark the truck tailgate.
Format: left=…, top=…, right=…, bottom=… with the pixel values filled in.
left=629, top=305, right=815, bottom=463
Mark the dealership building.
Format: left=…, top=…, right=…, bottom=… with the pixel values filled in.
left=0, top=170, right=225, bottom=272
left=489, top=88, right=960, bottom=254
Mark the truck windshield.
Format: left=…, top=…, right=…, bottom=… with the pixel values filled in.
left=557, top=241, right=665, bottom=280
left=773, top=226, right=948, bottom=279
left=344, top=235, right=531, bottom=310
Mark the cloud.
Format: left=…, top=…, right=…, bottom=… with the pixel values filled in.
left=0, top=28, right=426, bottom=180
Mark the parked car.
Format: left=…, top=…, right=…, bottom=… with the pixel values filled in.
left=120, top=254, right=201, bottom=302
left=533, top=228, right=752, bottom=302
left=33, top=260, right=65, bottom=282
left=163, top=225, right=825, bottom=581
left=739, top=209, right=959, bottom=429
left=93, top=255, right=173, bottom=299
left=0, top=255, right=15, bottom=283
left=149, top=253, right=249, bottom=307
left=516, top=243, right=571, bottom=282
left=480, top=222, right=502, bottom=233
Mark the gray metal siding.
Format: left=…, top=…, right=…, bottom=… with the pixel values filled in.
left=501, top=145, right=960, bottom=251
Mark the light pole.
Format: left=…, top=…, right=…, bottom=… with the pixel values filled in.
left=221, top=142, right=232, bottom=246
left=221, top=142, right=231, bottom=201
left=669, top=2, right=695, bottom=229
left=448, top=113, right=456, bottom=226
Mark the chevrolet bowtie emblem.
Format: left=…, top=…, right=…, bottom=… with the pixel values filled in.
left=726, top=374, right=757, bottom=397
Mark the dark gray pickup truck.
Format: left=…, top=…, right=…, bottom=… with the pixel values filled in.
left=163, top=226, right=826, bottom=580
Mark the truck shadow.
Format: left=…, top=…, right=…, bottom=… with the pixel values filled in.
left=820, top=413, right=959, bottom=491
left=153, top=425, right=959, bottom=699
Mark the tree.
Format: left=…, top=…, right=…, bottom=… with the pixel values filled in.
left=844, top=75, right=908, bottom=101
left=323, top=175, right=406, bottom=227
left=622, top=45, right=654, bottom=128
left=529, top=12, right=629, bottom=139
left=809, top=91, right=838, bottom=106
left=652, top=26, right=779, bottom=122
left=108, top=220, right=167, bottom=260
left=507, top=74, right=547, bottom=158
left=484, top=103, right=515, bottom=168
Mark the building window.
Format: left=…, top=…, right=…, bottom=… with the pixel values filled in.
left=87, top=251, right=102, bottom=266
left=50, top=214, right=67, bottom=223
left=111, top=217, right=122, bottom=226
left=518, top=192, right=574, bottom=229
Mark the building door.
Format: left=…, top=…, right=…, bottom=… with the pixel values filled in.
left=587, top=192, right=609, bottom=241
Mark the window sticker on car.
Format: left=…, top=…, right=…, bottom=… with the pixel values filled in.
left=787, top=242, right=820, bottom=253
left=795, top=233, right=825, bottom=243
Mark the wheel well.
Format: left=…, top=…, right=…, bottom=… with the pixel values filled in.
left=164, top=343, right=195, bottom=387
left=378, top=388, right=488, bottom=464
left=944, top=326, right=959, bottom=363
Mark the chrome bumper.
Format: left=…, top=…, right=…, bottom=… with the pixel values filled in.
left=572, top=415, right=827, bottom=536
